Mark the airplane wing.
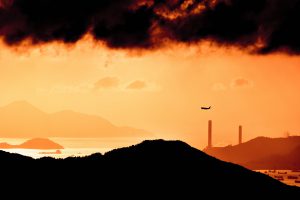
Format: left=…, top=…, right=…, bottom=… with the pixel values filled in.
left=201, top=106, right=211, bottom=110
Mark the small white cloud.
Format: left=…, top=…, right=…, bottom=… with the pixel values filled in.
left=231, top=77, right=254, bottom=89
left=126, top=80, right=147, bottom=90
left=122, top=80, right=161, bottom=92
left=94, top=77, right=119, bottom=89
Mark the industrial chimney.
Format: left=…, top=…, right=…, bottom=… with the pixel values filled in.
left=208, top=120, right=212, bottom=148
left=239, top=125, right=242, bottom=144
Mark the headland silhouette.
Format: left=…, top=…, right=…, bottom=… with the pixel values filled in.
left=204, top=136, right=300, bottom=170
left=0, top=138, right=64, bottom=150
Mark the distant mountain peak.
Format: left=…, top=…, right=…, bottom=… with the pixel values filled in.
left=2, top=100, right=45, bottom=114
left=0, top=101, right=151, bottom=138
left=6, top=100, right=34, bottom=107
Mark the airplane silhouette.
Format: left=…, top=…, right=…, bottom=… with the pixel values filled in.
left=201, top=106, right=211, bottom=110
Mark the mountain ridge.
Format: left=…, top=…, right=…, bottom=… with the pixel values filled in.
left=0, top=101, right=151, bottom=138
left=204, top=136, right=300, bottom=169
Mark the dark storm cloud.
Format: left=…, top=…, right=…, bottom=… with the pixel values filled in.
left=1, top=0, right=300, bottom=54
left=0, top=0, right=153, bottom=47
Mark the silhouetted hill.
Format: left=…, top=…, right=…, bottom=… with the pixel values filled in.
left=0, top=140, right=298, bottom=198
left=0, top=138, right=64, bottom=149
left=0, top=101, right=151, bottom=138
left=204, top=136, right=300, bottom=169
left=244, top=145, right=300, bottom=169
left=0, top=150, right=33, bottom=162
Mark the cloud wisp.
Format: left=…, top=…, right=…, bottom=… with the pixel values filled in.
left=94, top=77, right=120, bottom=90
left=126, top=80, right=147, bottom=90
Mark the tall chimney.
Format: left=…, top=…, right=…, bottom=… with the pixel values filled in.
left=208, top=120, right=212, bottom=148
left=239, top=125, right=242, bottom=144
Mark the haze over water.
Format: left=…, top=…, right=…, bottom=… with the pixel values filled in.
left=0, top=137, right=147, bottom=158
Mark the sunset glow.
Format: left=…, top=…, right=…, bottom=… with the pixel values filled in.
left=1, top=0, right=300, bottom=193
left=0, top=37, right=300, bottom=150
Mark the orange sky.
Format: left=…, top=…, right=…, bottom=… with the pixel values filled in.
left=1, top=38, right=300, bottom=149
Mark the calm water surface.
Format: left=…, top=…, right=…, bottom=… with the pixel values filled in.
left=0, top=137, right=149, bottom=158
left=256, top=170, right=300, bottom=187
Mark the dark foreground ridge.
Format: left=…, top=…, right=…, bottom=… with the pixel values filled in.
left=0, top=140, right=299, bottom=198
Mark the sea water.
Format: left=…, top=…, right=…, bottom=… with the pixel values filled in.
left=256, top=170, right=300, bottom=187
left=0, top=137, right=148, bottom=158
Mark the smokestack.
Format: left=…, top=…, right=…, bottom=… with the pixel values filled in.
left=208, top=120, right=212, bottom=148
left=239, top=125, right=242, bottom=144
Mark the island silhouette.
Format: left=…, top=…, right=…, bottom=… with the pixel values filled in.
left=0, top=138, right=64, bottom=150
left=0, top=101, right=150, bottom=138
left=204, top=136, right=300, bottom=170
left=0, top=140, right=298, bottom=198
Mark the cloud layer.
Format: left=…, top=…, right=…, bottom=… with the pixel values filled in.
left=126, top=80, right=147, bottom=90
left=231, top=77, right=252, bottom=88
left=1, top=0, right=300, bottom=54
left=94, top=77, right=119, bottom=89
left=212, top=77, right=253, bottom=91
